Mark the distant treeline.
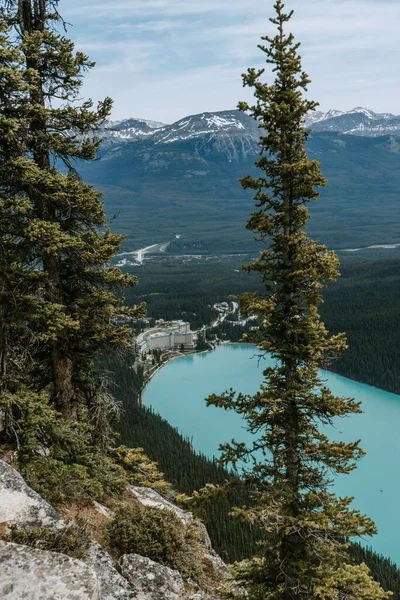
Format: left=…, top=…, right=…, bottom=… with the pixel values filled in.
left=321, top=252, right=400, bottom=394
left=124, top=258, right=260, bottom=331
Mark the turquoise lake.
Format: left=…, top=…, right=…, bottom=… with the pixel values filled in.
left=142, top=343, right=400, bottom=564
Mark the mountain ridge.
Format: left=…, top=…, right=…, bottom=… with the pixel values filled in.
left=100, top=107, right=400, bottom=145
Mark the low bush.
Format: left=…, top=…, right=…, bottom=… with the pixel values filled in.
left=1, top=520, right=90, bottom=560
left=111, top=445, right=171, bottom=494
left=105, top=502, right=202, bottom=581
left=21, top=457, right=104, bottom=504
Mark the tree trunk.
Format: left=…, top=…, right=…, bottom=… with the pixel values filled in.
left=50, top=345, right=75, bottom=420
left=281, top=155, right=301, bottom=598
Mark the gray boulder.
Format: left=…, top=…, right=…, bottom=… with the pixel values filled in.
left=120, top=553, right=185, bottom=600
left=85, top=542, right=133, bottom=600
left=203, top=552, right=230, bottom=580
left=0, top=540, right=100, bottom=599
left=0, top=461, right=228, bottom=600
left=0, top=460, right=61, bottom=530
left=197, top=522, right=212, bottom=550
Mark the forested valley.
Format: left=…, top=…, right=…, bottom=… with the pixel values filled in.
left=125, top=250, right=400, bottom=394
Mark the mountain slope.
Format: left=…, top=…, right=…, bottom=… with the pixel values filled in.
left=76, top=110, right=400, bottom=254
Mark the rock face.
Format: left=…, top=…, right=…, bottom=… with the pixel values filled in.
left=120, top=553, right=185, bottom=600
left=128, top=487, right=213, bottom=551
left=203, top=552, right=230, bottom=580
left=0, top=540, right=101, bottom=599
left=0, top=459, right=61, bottom=530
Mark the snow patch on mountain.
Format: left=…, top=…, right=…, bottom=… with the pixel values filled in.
left=152, top=111, right=250, bottom=145
left=305, top=107, right=396, bottom=126
left=203, top=114, right=245, bottom=130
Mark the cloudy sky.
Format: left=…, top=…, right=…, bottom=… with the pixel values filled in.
left=63, top=0, right=400, bottom=123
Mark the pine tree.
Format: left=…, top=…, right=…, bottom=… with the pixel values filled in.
left=0, top=0, right=145, bottom=425
left=207, top=3, right=389, bottom=598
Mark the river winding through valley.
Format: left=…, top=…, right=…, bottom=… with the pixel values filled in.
left=142, top=343, right=400, bottom=564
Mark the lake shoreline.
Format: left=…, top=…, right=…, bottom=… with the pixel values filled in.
left=142, top=341, right=397, bottom=399
left=140, top=343, right=227, bottom=399
left=142, top=343, right=400, bottom=564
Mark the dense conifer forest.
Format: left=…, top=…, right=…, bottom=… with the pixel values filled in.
left=322, top=253, right=400, bottom=393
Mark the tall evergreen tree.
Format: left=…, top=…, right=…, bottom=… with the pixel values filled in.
left=0, top=0, right=144, bottom=425
left=0, top=19, right=35, bottom=389
left=207, top=3, right=388, bottom=598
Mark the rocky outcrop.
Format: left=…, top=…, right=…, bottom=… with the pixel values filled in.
left=0, top=459, right=61, bottom=530
left=203, top=552, right=230, bottom=580
left=120, top=553, right=185, bottom=600
left=0, top=540, right=101, bottom=599
left=0, top=460, right=134, bottom=599
left=0, top=461, right=232, bottom=600
left=128, top=486, right=229, bottom=584
left=128, top=486, right=193, bottom=525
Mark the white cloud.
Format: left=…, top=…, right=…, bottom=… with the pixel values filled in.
left=117, top=20, right=185, bottom=32
left=62, top=0, right=400, bottom=120
left=66, top=0, right=261, bottom=18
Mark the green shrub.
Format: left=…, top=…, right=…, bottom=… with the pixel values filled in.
left=1, top=388, right=173, bottom=506
left=106, top=503, right=201, bottom=581
left=111, top=446, right=171, bottom=494
left=1, top=521, right=90, bottom=560
left=21, top=457, right=104, bottom=503
left=21, top=453, right=131, bottom=504
left=77, top=453, right=128, bottom=499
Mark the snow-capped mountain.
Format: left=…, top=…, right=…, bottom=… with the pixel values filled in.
left=100, top=118, right=167, bottom=143
left=304, top=107, right=400, bottom=136
left=101, top=110, right=259, bottom=145
left=149, top=111, right=260, bottom=160
left=77, top=111, right=400, bottom=257
left=350, top=107, right=394, bottom=120
left=305, top=109, right=346, bottom=125
left=97, top=110, right=261, bottom=161
left=100, top=107, right=400, bottom=149
left=304, top=107, right=389, bottom=126
left=152, top=111, right=257, bottom=144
